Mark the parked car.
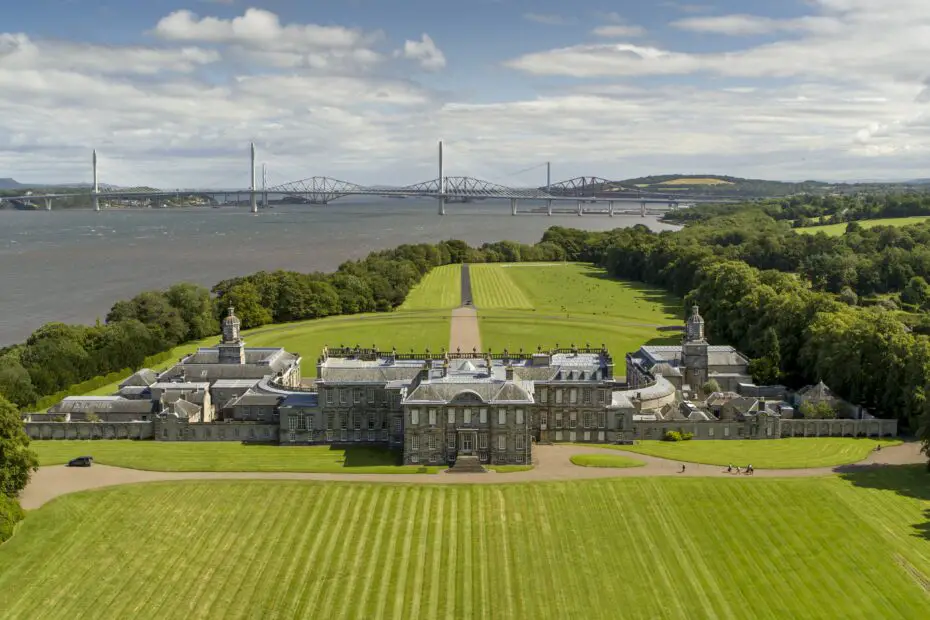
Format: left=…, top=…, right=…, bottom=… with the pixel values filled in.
left=67, top=456, right=93, bottom=467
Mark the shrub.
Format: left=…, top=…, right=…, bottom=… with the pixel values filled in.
left=681, top=432, right=695, bottom=441
left=0, top=495, right=25, bottom=543
left=663, top=430, right=683, bottom=442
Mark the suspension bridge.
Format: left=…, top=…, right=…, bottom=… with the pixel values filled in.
left=0, top=142, right=706, bottom=216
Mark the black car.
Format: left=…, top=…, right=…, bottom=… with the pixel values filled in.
left=67, top=456, right=93, bottom=467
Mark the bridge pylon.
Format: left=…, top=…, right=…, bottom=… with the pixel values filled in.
left=438, top=140, right=445, bottom=216
left=250, top=143, right=258, bottom=214
left=92, top=150, right=100, bottom=212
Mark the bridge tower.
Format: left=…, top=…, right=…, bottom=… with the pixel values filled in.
left=92, top=149, right=100, bottom=212
left=249, top=142, right=258, bottom=214
left=546, top=161, right=552, bottom=216
left=438, top=140, right=445, bottom=216
left=641, top=199, right=647, bottom=218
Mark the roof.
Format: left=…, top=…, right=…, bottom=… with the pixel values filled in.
left=151, top=382, right=211, bottom=391
left=405, top=379, right=534, bottom=405
left=637, top=345, right=749, bottom=370
left=226, top=391, right=285, bottom=408
left=610, top=392, right=634, bottom=409
left=48, top=397, right=154, bottom=414
left=169, top=399, right=201, bottom=419
left=119, top=368, right=158, bottom=388
left=280, top=393, right=320, bottom=408
left=705, top=391, right=741, bottom=406
left=212, top=379, right=263, bottom=389
left=797, top=381, right=835, bottom=401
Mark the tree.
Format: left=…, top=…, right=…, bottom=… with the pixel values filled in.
left=799, top=401, right=836, bottom=419
left=0, top=394, right=38, bottom=498
left=702, top=379, right=721, bottom=395
left=748, top=327, right=782, bottom=385
left=902, top=276, right=930, bottom=309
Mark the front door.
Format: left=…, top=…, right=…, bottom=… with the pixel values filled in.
left=462, top=433, right=475, bottom=452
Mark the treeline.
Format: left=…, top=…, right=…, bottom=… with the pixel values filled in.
left=0, top=238, right=567, bottom=410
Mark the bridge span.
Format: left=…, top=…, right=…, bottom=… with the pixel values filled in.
left=1, top=142, right=707, bottom=217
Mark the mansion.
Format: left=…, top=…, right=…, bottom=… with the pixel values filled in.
left=26, top=306, right=897, bottom=468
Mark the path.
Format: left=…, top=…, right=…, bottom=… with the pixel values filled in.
left=19, top=442, right=925, bottom=510
left=449, top=263, right=481, bottom=352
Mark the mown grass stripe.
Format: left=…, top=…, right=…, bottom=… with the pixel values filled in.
left=313, top=485, right=371, bottom=618
left=331, top=485, right=385, bottom=620
left=427, top=488, right=446, bottom=619
left=390, top=487, right=421, bottom=620
left=347, top=487, right=395, bottom=619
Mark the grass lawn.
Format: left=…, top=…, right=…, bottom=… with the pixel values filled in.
left=86, top=311, right=451, bottom=396
left=399, top=264, right=462, bottom=310
left=2, top=473, right=930, bottom=618
left=570, top=453, right=645, bottom=468
left=607, top=437, right=901, bottom=469
left=795, top=216, right=930, bottom=236
left=486, top=465, right=534, bottom=473
left=469, top=263, right=682, bottom=355
left=31, top=441, right=441, bottom=474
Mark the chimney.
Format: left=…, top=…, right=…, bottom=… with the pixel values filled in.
left=505, top=366, right=514, bottom=381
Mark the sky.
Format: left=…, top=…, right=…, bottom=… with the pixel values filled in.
left=2, top=0, right=930, bottom=187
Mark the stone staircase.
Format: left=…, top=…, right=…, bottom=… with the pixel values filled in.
left=448, top=455, right=487, bottom=473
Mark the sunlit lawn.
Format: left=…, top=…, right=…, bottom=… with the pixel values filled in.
left=399, top=264, right=462, bottom=310
left=795, top=216, right=930, bottom=236
left=569, top=453, right=645, bottom=468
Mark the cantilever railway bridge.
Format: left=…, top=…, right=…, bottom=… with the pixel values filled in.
left=1, top=143, right=708, bottom=216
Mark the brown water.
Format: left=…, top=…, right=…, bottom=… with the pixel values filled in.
left=0, top=200, right=678, bottom=345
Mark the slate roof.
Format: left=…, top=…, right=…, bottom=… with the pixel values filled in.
left=405, top=379, right=534, bottom=404
left=610, top=392, right=635, bottom=409
left=226, top=391, right=285, bottom=408
left=638, top=345, right=749, bottom=370
left=182, top=347, right=299, bottom=371
left=169, top=399, right=201, bottom=419
left=280, top=393, right=319, bottom=408
left=119, top=369, right=158, bottom=388
left=48, top=397, right=155, bottom=415
left=212, top=379, right=263, bottom=389
left=797, top=381, right=835, bottom=401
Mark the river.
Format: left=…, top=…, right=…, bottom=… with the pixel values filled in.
left=0, top=200, right=679, bottom=345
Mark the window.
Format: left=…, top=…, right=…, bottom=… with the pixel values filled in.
left=340, top=429, right=347, bottom=442
left=597, top=390, right=605, bottom=404
left=555, top=430, right=563, bottom=441
left=464, top=408, right=472, bottom=424
left=447, top=432, right=456, bottom=448
left=394, top=418, right=403, bottom=433
left=480, top=408, right=488, bottom=424
left=289, top=415, right=298, bottom=431
left=555, top=390, right=563, bottom=404
left=724, top=426, right=730, bottom=438
left=367, top=388, right=375, bottom=404
left=368, top=430, right=376, bottom=442
left=497, top=435, right=507, bottom=451
left=583, top=412, right=593, bottom=429
left=569, top=389, right=578, bottom=404
left=411, top=409, right=420, bottom=425
left=327, top=413, right=335, bottom=429
left=288, top=431, right=296, bottom=443
left=583, top=431, right=590, bottom=441
left=162, top=428, right=168, bottom=438
left=381, top=390, right=389, bottom=405
left=381, top=429, right=388, bottom=441
left=583, top=389, right=592, bottom=404
left=598, top=412, right=606, bottom=429
left=516, top=455, right=524, bottom=464
left=540, top=412, right=548, bottom=429
left=516, top=409, right=524, bottom=425
left=448, top=408, right=455, bottom=424
left=708, top=427, right=715, bottom=438
left=569, top=431, right=576, bottom=442
left=368, top=415, right=375, bottom=430
left=429, top=435, right=437, bottom=450
left=353, top=388, right=362, bottom=404
left=353, top=430, right=360, bottom=441
left=498, top=409, right=507, bottom=425
left=540, top=388, right=548, bottom=404
left=326, top=389, right=333, bottom=405
left=569, top=412, right=577, bottom=429
left=516, top=434, right=525, bottom=450
left=340, top=414, right=348, bottom=430
left=479, top=433, right=488, bottom=449
left=410, top=454, right=419, bottom=464
left=598, top=431, right=605, bottom=442
left=429, top=408, right=437, bottom=426
left=339, top=389, right=347, bottom=404
left=411, top=435, right=420, bottom=451
left=555, top=413, right=563, bottom=429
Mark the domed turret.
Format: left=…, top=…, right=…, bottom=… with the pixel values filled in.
left=685, top=305, right=705, bottom=343
left=222, top=307, right=241, bottom=344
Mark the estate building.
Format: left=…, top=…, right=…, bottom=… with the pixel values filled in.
left=27, top=306, right=897, bottom=465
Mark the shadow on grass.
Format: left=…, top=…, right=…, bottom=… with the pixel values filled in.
left=328, top=444, right=404, bottom=468
left=837, top=462, right=930, bottom=541
left=580, top=269, right=683, bottom=318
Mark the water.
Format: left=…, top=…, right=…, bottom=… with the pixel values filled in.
left=0, top=200, right=678, bottom=345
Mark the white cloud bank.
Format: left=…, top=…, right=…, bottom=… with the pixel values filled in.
left=2, top=3, right=930, bottom=186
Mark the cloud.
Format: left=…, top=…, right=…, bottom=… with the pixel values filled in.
left=398, top=34, right=446, bottom=70
left=154, top=8, right=370, bottom=50
left=671, top=14, right=841, bottom=36
left=523, top=13, right=572, bottom=26
left=591, top=25, right=646, bottom=38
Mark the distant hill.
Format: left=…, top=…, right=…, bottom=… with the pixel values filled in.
left=0, top=178, right=24, bottom=190
left=616, top=174, right=830, bottom=198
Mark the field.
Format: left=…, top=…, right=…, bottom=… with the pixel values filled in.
left=469, top=263, right=682, bottom=354
left=87, top=311, right=450, bottom=395
left=31, top=441, right=440, bottom=473
left=399, top=265, right=462, bottom=310
left=609, top=437, right=901, bottom=469
left=2, top=473, right=930, bottom=619
left=569, top=454, right=645, bottom=468
left=658, top=178, right=734, bottom=186
left=795, top=216, right=930, bottom=236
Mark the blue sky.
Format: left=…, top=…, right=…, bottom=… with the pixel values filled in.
left=2, top=0, right=930, bottom=186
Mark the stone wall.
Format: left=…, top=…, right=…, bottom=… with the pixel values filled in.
left=629, top=416, right=898, bottom=441
left=25, top=421, right=154, bottom=440
left=154, top=417, right=278, bottom=442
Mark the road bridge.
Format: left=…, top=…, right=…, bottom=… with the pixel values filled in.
left=1, top=142, right=708, bottom=216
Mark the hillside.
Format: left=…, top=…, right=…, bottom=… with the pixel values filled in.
left=617, top=174, right=830, bottom=198
left=0, top=178, right=24, bottom=190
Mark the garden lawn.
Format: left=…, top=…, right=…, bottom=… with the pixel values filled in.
left=607, top=437, right=901, bottom=469
left=2, top=474, right=929, bottom=619
left=795, top=216, right=930, bottom=236
left=399, top=265, right=462, bottom=310
left=570, top=454, right=645, bottom=468
left=86, top=311, right=450, bottom=396
left=31, top=441, right=441, bottom=474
